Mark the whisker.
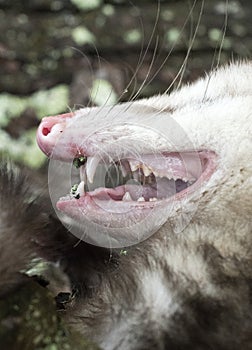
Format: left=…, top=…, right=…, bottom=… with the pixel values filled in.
left=130, top=35, right=160, bottom=101
left=122, top=0, right=161, bottom=102
left=116, top=2, right=146, bottom=102
left=175, top=0, right=199, bottom=91
left=68, top=46, right=96, bottom=108
left=202, top=0, right=229, bottom=102
left=162, top=0, right=205, bottom=95
left=132, top=0, right=199, bottom=99
left=216, top=0, right=229, bottom=69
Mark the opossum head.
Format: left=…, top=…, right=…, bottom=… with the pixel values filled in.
left=36, top=61, right=252, bottom=250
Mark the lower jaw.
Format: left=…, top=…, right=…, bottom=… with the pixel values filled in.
left=57, top=192, right=159, bottom=226
left=56, top=194, right=171, bottom=247
left=57, top=176, right=201, bottom=228
left=56, top=189, right=203, bottom=248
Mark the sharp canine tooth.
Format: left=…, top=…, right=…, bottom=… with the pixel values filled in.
left=142, top=164, right=152, bottom=176
left=137, top=196, right=145, bottom=202
left=129, top=160, right=139, bottom=172
left=80, top=166, right=87, bottom=183
left=122, top=192, right=132, bottom=201
left=86, top=156, right=100, bottom=183
left=77, top=181, right=85, bottom=196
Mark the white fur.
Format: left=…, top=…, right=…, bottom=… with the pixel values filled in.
left=140, top=269, right=179, bottom=321
left=69, top=62, right=252, bottom=249
left=41, top=62, right=252, bottom=349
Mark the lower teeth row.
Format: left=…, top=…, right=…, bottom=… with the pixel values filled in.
left=70, top=183, right=158, bottom=202
left=122, top=192, right=157, bottom=202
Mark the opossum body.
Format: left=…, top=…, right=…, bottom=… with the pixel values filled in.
left=1, top=62, right=252, bottom=350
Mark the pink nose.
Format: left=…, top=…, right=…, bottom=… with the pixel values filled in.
left=36, top=112, right=74, bottom=156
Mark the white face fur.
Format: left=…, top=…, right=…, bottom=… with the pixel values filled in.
left=36, top=61, right=252, bottom=350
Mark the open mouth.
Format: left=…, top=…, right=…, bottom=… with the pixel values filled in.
left=37, top=112, right=216, bottom=226
left=57, top=150, right=216, bottom=214
left=37, top=111, right=217, bottom=246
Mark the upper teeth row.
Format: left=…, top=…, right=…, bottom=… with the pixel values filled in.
left=78, top=156, right=195, bottom=184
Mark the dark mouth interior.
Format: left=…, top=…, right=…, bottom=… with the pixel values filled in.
left=70, top=154, right=200, bottom=203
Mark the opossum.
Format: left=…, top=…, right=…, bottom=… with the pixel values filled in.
left=1, top=62, right=252, bottom=350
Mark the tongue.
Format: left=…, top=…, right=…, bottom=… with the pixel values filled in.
left=85, top=178, right=177, bottom=201
left=89, top=186, right=125, bottom=200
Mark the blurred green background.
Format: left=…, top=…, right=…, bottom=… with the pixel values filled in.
left=0, top=0, right=251, bottom=168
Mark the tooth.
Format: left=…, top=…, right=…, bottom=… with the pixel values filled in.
left=129, top=160, right=139, bottom=172
left=188, top=179, right=195, bottom=185
left=137, top=196, right=145, bottom=202
left=149, top=197, right=157, bottom=202
left=122, top=192, right=133, bottom=201
left=86, top=156, right=100, bottom=183
left=142, top=164, right=152, bottom=177
left=77, top=181, right=85, bottom=196
left=80, top=166, right=87, bottom=183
